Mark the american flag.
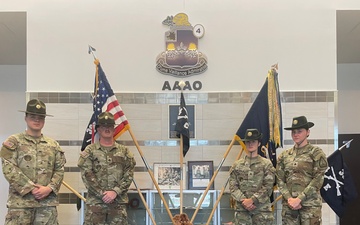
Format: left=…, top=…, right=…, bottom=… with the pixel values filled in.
left=81, top=59, right=129, bottom=151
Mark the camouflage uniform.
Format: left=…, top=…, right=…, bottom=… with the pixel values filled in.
left=276, top=143, right=328, bottom=225
left=78, top=142, right=136, bottom=225
left=229, top=155, right=276, bottom=225
left=0, top=132, right=66, bottom=225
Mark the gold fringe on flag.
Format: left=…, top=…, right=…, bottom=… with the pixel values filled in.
left=267, top=64, right=282, bottom=148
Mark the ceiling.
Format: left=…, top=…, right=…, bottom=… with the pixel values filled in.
left=0, top=11, right=360, bottom=65
left=0, top=12, right=26, bottom=65
left=337, top=10, right=360, bottom=64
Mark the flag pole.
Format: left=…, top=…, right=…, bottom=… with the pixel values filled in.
left=205, top=147, right=245, bottom=225
left=178, top=82, right=186, bottom=215
left=190, top=136, right=237, bottom=223
left=88, top=45, right=97, bottom=60
left=271, top=139, right=354, bottom=207
left=180, top=134, right=184, bottom=214
left=86, top=46, right=174, bottom=224
left=132, top=180, right=157, bottom=225
left=338, top=139, right=353, bottom=151
left=128, top=128, right=176, bottom=224
left=62, top=180, right=86, bottom=202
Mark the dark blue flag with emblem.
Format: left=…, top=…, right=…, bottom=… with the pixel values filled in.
left=175, top=92, right=190, bottom=157
left=321, top=149, right=358, bottom=218
left=235, top=66, right=282, bottom=167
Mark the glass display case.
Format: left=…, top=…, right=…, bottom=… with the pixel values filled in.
left=80, top=189, right=281, bottom=224
left=217, top=191, right=234, bottom=225
left=127, top=190, right=150, bottom=225
left=80, top=190, right=149, bottom=225
left=149, top=190, right=217, bottom=225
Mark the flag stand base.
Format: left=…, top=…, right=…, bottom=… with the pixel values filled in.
left=173, top=213, right=193, bottom=225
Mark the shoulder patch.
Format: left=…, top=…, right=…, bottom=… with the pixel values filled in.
left=319, top=156, right=328, bottom=169
left=2, top=139, right=16, bottom=150
left=80, top=151, right=89, bottom=158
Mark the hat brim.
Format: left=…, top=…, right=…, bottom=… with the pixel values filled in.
left=284, top=122, right=314, bottom=130
left=19, top=110, right=53, bottom=117
left=242, top=134, right=263, bottom=142
left=95, top=124, right=117, bottom=128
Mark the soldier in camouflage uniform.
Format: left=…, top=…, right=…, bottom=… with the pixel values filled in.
left=0, top=99, right=66, bottom=225
left=229, top=128, right=275, bottom=225
left=78, top=112, right=136, bottom=225
left=276, top=116, right=328, bottom=225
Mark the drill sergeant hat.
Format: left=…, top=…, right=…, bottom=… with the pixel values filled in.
left=19, top=99, right=53, bottom=117
left=96, top=112, right=116, bottom=128
left=284, top=116, right=314, bottom=130
left=242, top=128, right=263, bottom=142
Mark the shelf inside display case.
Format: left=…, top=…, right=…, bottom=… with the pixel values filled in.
left=149, top=190, right=217, bottom=225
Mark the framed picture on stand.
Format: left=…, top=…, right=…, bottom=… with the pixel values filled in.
left=188, top=161, right=214, bottom=190
left=153, top=163, right=186, bottom=190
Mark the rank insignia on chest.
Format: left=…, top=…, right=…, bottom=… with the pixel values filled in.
left=248, top=171, right=254, bottom=178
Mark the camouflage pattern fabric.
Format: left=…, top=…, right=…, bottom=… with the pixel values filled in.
left=0, top=132, right=66, bottom=209
left=281, top=205, right=321, bottom=225
left=78, top=142, right=136, bottom=224
left=4, top=207, right=59, bottom=225
left=229, top=155, right=275, bottom=224
left=276, top=143, right=328, bottom=224
left=83, top=204, right=128, bottom=225
left=234, top=210, right=274, bottom=225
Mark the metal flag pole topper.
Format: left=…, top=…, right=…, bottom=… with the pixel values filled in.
left=88, top=45, right=97, bottom=60
left=271, top=139, right=354, bottom=207
left=339, top=139, right=353, bottom=150
left=86, top=46, right=175, bottom=224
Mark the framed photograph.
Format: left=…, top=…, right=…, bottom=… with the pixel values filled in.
left=188, top=161, right=214, bottom=190
left=153, top=163, right=186, bottom=190
left=169, top=104, right=195, bottom=139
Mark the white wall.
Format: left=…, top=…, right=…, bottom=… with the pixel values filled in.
left=2, top=0, right=349, bottom=92
left=2, top=1, right=360, bottom=224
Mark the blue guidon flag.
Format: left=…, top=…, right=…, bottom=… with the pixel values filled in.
left=235, top=65, right=282, bottom=167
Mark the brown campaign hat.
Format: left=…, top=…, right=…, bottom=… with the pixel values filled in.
left=242, top=128, right=263, bottom=142
left=19, top=99, right=53, bottom=117
left=96, top=112, right=116, bottom=127
left=284, top=116, right=314, bottom=130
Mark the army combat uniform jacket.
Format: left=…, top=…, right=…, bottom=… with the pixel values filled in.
left=229, top=155, right=276, bottom=212
left=276, top=143, right=328, bottom=207
left=0, top=132, right=66, bottom=208
left=78, top=142, right=136, bottom=205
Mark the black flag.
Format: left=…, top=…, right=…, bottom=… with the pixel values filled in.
left=321, top=150, right=358, bottom=217
left=175, top=92, right=190, bottom=157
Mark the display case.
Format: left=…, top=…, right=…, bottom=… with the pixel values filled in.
left=149, top=190, right=217, bottom=225
left=217, top=191, right=234, bottom=225
left=80, top=190, right=149, bottom=225
left=127, top=190, right=150, bottom=225
left=80, top=189, right=281, bottom=224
